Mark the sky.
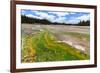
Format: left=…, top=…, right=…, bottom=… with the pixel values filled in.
left=21, top=10, right=90, bottom=24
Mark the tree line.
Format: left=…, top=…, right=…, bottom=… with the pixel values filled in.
left=21, top=15, right=90, bottom=26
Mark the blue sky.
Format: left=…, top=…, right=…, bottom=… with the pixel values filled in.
left=21, top=10, right=90, bottom=24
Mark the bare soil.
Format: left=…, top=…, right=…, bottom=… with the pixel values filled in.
left=22, top=24, right=90, bottom=55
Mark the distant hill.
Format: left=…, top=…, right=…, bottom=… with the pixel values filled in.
left=21, top=15, right=90, bottom=26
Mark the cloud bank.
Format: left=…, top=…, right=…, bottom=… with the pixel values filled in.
left=21, top=10, right=90, bottom=24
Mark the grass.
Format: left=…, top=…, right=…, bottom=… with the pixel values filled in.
left=21, top=29, right=89, bottom=63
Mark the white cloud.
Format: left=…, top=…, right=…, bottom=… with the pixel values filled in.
left=30, top=11, right=49, bottom=19
left=33, top=11, right=56, bottom=21
left=26, top=14, right=34, bottom=18
left=24, top=10, right=89, bottom=24
left=77, top=14, right=90, bottom=21
left=46, top=15, right=56, bottom=22
left=26, top=14, right=43, bottom=19
left=53, top=16, right=66, bottom=23
left=65, top=19, right=80, bottom=24
left=21, top=10, right=26, bottom=15
left=26, top=11, right=56, bottom=22
left=25, top=12, right=80, bottom=24
left=36, top=11, right=48, bottom=18
left=53, top=18, right=80, bottom=24
left=48, top=11, right=70, bottom=17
